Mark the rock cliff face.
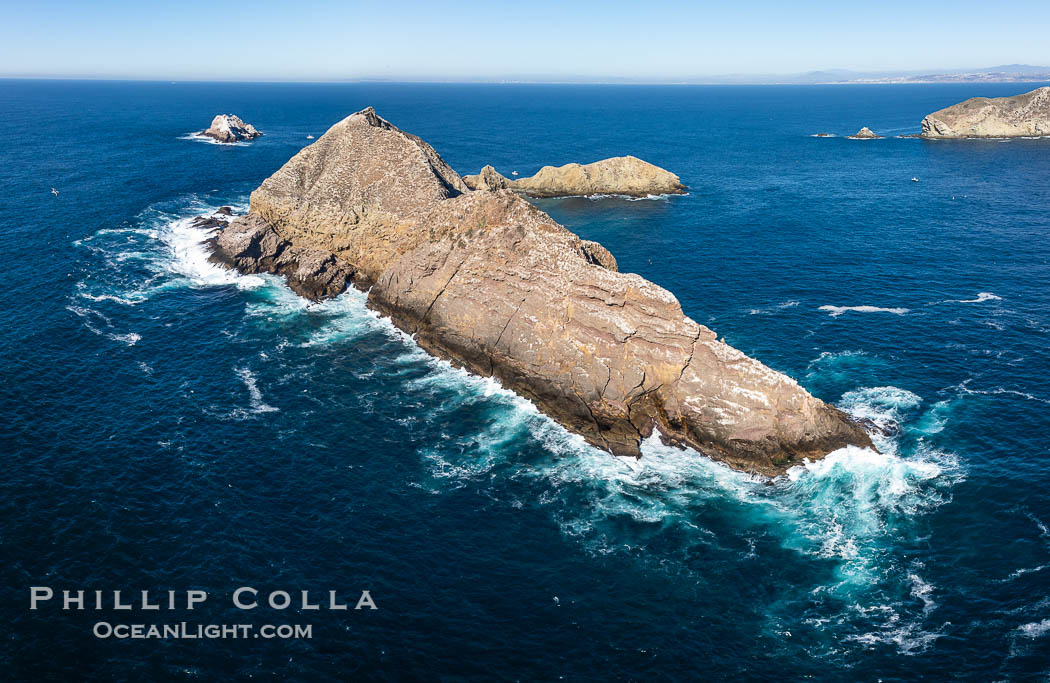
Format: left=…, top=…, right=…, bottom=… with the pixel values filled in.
left=921, top=87, right=1050, bottom=138
left=464, top=156, right=687, bottom=198
left=210, top=107, right=871, bottom=475
left=200, top=114, right=262, bottom=143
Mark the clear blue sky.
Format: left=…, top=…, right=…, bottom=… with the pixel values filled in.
left=3, top=0, right=1049, bottom=81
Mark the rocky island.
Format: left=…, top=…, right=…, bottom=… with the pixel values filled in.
left=463, top=156, right=687, bottom=198
left=199, top=114, right=262, bottom=143
left=921, top=86, right=1050, bottom=138
left=208, top=107, right=871, bottom=475
left=847, top=127, right=880, bottom=139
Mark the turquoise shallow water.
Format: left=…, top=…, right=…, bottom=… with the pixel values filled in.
left=2, top=80, right=1050, bottom=680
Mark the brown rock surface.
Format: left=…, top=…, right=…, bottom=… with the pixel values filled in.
left=466, top=156, right=687, bottom=198
left=921, top=86, right=1050, bottom=138
left=463, top=165, right=510, bottom=191
left=210, top=107, right=872, bottom=474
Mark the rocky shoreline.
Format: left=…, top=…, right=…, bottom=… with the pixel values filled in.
left=207, top=107, right=872, bottom=475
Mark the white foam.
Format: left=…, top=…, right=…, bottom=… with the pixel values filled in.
left=77, top=290, right=147, bottom=306
left=72, top=196, right=970, bottom=659
left=565, top=192, right=688, bottom=201
left=1017, top=618, right=1050, bottom=639
left=780, top=382, right=961, bottom=594
left=110, top=331, right=142, bottom=346
left=73, top=199, right=261, bottom=314
left=913, top=400, right=952, bottom=435
left=908, top=572, right=937, bottom=615
left=951, top=292, right=1001, bottom=304
left=163, top=215, right=267, bottom=290
left=819, top=305, right=909, bottom=317
left=230, top=367, right=279, bottom=418
left=749, top=300, right=800, bottom=315
left=1004, top=564, right=1049, bottom=581
left=66, top=304, right=141, bottom=346
left=178, top=133, right=251, bottom=147
left=953, top=379, right=1050, bottom=406
left=846, top=621, right=946, bottom=655
left=787, top=445, right=946, bottom=505
left=838, top=386, right=922, bottom=441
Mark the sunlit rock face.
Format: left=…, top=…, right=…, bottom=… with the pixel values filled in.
left=210, top=107, right=872, bottom=474
left=921, top=87, right=1050, bottom=138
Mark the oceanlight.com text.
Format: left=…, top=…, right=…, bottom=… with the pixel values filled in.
left=92, top=622, right=313, bottom=639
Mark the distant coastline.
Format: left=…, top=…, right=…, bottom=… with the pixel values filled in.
left=3, top=65, right=1050, bottom=86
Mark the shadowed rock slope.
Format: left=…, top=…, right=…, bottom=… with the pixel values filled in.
left=210, top=107, right=871, bottom=475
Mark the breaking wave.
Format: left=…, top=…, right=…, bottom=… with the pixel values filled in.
left=70, top=194, right=968, bottom=658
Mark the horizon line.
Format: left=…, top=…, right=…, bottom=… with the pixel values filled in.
left=4, top=75, right=1050, bottom=87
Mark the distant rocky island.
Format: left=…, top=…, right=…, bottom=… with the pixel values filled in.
left=847, top=127, right=880, bottom=139
left=206, top=107, right=871, bottom=475
left=463, top=157, right=687, bottom=198
left=199, top=114, right=262, bottom=143
left=921, top=86, right=1050, bottom=138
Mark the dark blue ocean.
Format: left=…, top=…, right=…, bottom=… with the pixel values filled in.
left=2, top=80, right=1050, bottom=681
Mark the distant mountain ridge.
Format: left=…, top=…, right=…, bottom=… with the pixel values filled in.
left=341, top=65, right=1050, bottom=85
left=679, top=65, right=1050, bottom=85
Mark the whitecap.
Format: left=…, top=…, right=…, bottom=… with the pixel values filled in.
left=1003, top=564, right=1049, bottom=581
left=1017, top=618, right=1050, bottom=639
left=951, top=292, right=1001, bottom=304
left=110, top=331, right=142, bottom=346
left=819, top=305, right=909, bottom=317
